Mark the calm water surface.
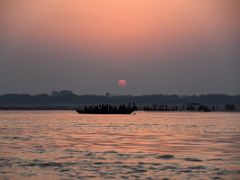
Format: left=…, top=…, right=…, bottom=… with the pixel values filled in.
left=0, top=111, right=239, bottom=179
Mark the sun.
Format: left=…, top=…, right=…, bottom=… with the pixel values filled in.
left=118, top=79, right=127, bottom=88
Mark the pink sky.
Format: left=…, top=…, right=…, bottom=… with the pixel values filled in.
left=0, top=0, right=239, bottom=94
left=2, top=0, right=239, bottom=56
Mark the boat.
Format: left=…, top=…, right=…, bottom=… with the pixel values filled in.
left=76, top=108, right=135, bottom=114
left=76, top=104, right=137, bottom=114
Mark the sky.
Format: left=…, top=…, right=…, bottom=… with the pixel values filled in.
left=0, top=0, right=240, bottom=95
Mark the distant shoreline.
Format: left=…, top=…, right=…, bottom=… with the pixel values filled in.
left=0, top=107, right=75, bottom=110
left=0, top=107, right=239, bottom=112
left=0, top=92, right=239, bottom=111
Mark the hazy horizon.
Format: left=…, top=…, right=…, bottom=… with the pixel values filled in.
left=1, top=0, right=240, bottom=95
left=0, top=90, right=240, bottom=97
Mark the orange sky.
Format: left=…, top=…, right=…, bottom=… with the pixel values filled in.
left=2, top=0, right=239, bottom=57
left=1, top=0, right=239, bottom=94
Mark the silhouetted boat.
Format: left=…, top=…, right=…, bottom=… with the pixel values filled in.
left=76, top=108, right=135, bottom=114
left=76, top=104, right=137, bottom=114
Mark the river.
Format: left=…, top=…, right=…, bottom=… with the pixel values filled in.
left=0, top=111, right=239, bottom=179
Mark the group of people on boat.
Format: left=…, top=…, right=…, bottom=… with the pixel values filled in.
left=84, top=103, right=137, bottom=111
left=144, top=103, right=216, bottom=112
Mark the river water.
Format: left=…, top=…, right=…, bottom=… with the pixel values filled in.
left=0, top=111, right=239, bottom=179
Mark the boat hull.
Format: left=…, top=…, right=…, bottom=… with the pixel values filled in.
left=76, top=109, right=135, bottom=114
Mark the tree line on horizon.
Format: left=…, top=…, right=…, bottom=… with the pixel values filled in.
left=0, top=90, right=239, bottom=106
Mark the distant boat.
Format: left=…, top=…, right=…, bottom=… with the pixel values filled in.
left=76, top=104, right=137, bottom=114
left=76, top=108, right=135, bottom=114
